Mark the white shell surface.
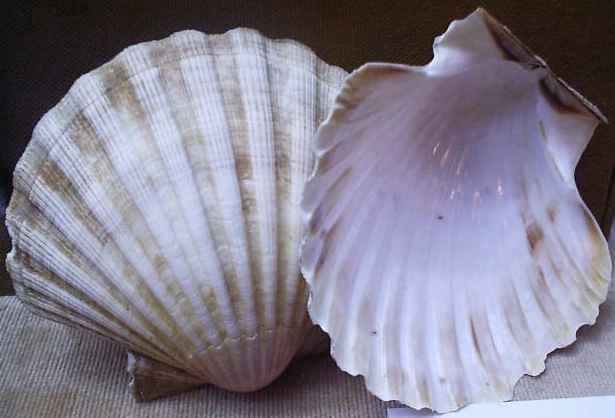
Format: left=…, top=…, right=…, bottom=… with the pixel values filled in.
left=6, top=28, right=346, bottom=395
left=301, top=9, right=611, bottom=412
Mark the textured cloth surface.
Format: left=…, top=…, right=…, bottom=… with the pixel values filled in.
left=1, top=292, right=615, bottom=418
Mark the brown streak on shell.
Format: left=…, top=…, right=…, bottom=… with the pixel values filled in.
left=547, top=206, right=557, bottom=223
left=532, top=267, right=555, bottom=322
left=203, top=289, right=228, bottom=342
left=101, top=62, right=147, bottom=120
left=468, top=315, right=486, bottom=373
left=481, top=8, right=541, bottom=67
left=313, top=238, right=328, bottom=278
left=526, top=222, right=544, bottom=255
left=38, top=159, right=109, bottom=244
left=579, top=204, right=610, bottom=288
left=235, top=157, right=254, bottom=182
left=539, top=80, right=582, bottom=117
left=551, top=215, right=605, bottom=308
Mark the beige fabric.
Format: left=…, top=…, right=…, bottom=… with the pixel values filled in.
left=1, top=292, right=614, bottom=418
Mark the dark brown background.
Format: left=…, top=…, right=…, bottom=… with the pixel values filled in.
left=2, top=0, right=614, bottom=296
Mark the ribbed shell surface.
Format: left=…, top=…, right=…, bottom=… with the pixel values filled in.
left=6, top=28, right=347, bottom=394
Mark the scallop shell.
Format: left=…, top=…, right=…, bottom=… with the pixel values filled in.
left=301, top=9, right=612, bottom=412
left=6, top=28, right=346, bottom=399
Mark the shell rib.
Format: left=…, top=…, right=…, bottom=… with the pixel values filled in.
left=301, top=9, right=611, bottom=412
left=6, top=28, right=346, bottom=398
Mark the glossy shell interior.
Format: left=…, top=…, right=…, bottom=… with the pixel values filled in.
left=301, top=9, right=611, bottom=412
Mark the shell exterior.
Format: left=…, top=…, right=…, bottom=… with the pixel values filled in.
left=6, top=28, right=346, bottom=398
left=301, top=9, right=612, bottom=412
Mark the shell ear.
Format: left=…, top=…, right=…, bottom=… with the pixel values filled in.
left=431, top=8, right=511, bottom=65
left=127, top=352, right=204, bottom=401
left=431, top=8, right=545, bottom=68
left=432, top=8, right=607, bottom=183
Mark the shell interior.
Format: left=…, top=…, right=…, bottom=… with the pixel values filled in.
left=301, top=8, right=612, bottom=412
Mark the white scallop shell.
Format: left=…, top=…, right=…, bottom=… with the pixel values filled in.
left=301, top=9, right=612, bottom=412
left=6, top=28, right=346, bottom=399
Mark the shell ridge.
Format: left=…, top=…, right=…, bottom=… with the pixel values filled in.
left=244, top=30, right=280, bottom=382
left=214, top=30, right=271, bottom=385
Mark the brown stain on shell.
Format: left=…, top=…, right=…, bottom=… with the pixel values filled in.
left=203, top=289, right=228, bottom=342
left=531, top=267, right=554, bottom=321
left=539, top=80, right=580, bottom=116
left=547, top=206, right=557, bottom=223
left=526, top=222, right=544, bottom=254
left=100, top=62, right=147, bottom=121
left=481, top=8, right=540, bottom=67
left=235, top=157, right=254, bottom=182
left=38, top=159, right=109, bottom=244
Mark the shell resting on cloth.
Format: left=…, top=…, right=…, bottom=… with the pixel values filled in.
left=301, top=8, right=612, bottom=412
left=6, top=28, right=346, bottom=400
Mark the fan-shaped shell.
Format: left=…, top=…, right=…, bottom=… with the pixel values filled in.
left=301, top=9, right=611, bottom=412
left=6, top=28, right=346, bottom=399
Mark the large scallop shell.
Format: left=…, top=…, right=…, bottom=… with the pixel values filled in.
left=301, top=9, right=612, bottom=412
left=6, top=28, right=346, bottom=399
